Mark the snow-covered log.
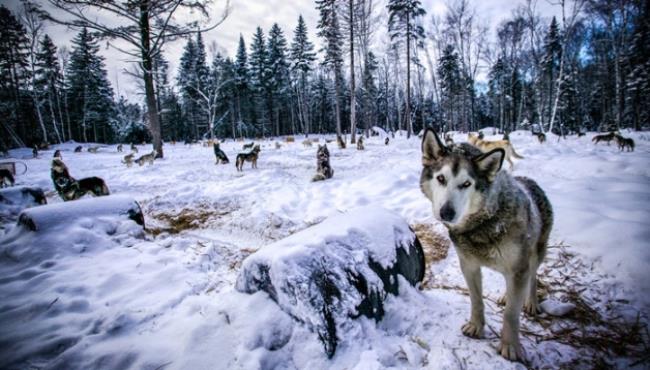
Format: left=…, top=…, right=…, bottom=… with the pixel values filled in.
left=0, top=186, right=47, bottom=224
left=236, top=206, right=425, bottom=358
left=17, top=195, right=144, bottom=232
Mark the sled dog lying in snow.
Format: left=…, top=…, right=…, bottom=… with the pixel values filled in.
left=213, top=142, right=229, bottom=164
left=87, top=146, right=99, bottom=153
left=312, top=144, right=334, bottom=182
left=122, top=153, right=135, bottom=167
left=615, top=135, right=635, bottom=152
left=51, top=158, right=110, bottom=201
left=236, top=144, right=260, bottom=171
left=0, top=168, right=15, bottom=188
left=135, top=150, right=157, bottom=166
left=420, top=129, right=553, bottom=362
left=303, top=139, right=313, bottom=148
left=467, top=132, right=524, bottom=170
left=74, top=145, right=83, bottom=153
left=592, top=132, right=617, bottom=145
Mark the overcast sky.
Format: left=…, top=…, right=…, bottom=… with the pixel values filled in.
left=4, top=0, right=559, bottom=101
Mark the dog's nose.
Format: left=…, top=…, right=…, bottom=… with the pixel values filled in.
left=440, top=203, right=456, bottom=222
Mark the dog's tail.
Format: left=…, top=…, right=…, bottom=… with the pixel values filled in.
left=509, top=145, right=524, bottom=159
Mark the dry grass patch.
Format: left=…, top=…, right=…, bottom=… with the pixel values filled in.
left=411, top=222, right=450, bottom=289
left=148, top=207, right=235, bottom=236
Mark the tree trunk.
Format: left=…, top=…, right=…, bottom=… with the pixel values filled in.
left=349, top=0, right=357, bottom=144
left=405, top=12, right=412, bottom=139
left=334, top=70, right=342, bottom=140
left=139, top=1, right=163, bottom=158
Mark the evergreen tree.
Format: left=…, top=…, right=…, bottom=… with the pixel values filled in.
left=290, top=15, right=316, bottom=136
left=234, top=34, right=249, bottom=125
left=387, top=0, right=426, bottom=138
left=316, top=0, right=345, bottom=141
left=438, top=45, right=461, bottom=131
left=540, top=17, right=562, bottom=130
left=35, top=34, right=64, bottom=142
left=360, top=51, right=378, bottom=135
left=266, top=23, right=290, bottom=136
left=0, top=5, right=30, bottom=147
left=67, top=28, right=114, bottom=143
left=249, top=27, right=269, bottom=133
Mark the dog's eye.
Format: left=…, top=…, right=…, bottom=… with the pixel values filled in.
left=459, top=181, right=472, bottom=189
left=436, top=175, right=446, bottom=185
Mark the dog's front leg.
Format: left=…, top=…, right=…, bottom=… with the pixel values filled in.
left=459, top=256, right=484, bottom=338
left=499, top=271, right=527, bottom=362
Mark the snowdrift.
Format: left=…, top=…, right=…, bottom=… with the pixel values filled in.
left=236, top=206, right=425, bottom=357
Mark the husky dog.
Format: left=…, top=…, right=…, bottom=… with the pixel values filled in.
left=122, top=153, right=135, bottom=167
left=303, top=139, right=313, bottom=148
left=477, top=131, right=485, bottom=140
left=592, top=132, right=617, bottom=145
left=420, top=129, right=553, bottom=362
left=385, top=137, right=390, bottom=145
left=236, top=144, right=260, bottom=171
left=51, top=158, right=110, bottom=201
left=117, top=144, right=123, bottom=152
left=131, top=143, right=139, bottom=153
left=285, top=136, right=295, bottom=143
left=337, top=135, right=346, bottom=149
left=88, top=146, right=99, bottom=153
left=32, top=146, right=38, bottom=158
left=468, top=132, right=524, bottom=170
left=53, top=150, right=62, bottom=159
left=135, top=150, right=157, bottom=166
left=0, top=168, right=15, bottom=188
left=312, top=144, right=334, bottom=182
left=356, top=136, right=365, bottom=150
left=536, top=132, right=546, bottom=143
left=213, top=142, right=230, bottom=164
left=275, top=141, right=282, bottom=149
left=444, top=133, right=454, bottom=146
left=74, top=145, right=83, bottom=153
left=616, top=135, right=635, bottom=152
left=242, top=142, right=255, bottom=150
left=577, top=132, right=586, bottom=138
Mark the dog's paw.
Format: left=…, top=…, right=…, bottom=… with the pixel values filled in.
left=523, top=301, right=541, bottom=316
left=497, top=295, right=507, bottom=306
left=498, top=340, right=525, bottom=362
left=461, top=322, right=484, bottom=338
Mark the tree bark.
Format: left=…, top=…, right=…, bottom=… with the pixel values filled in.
left=140, top=1, right=163, bottom=158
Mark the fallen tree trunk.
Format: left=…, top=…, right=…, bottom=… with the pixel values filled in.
left=236, top=206, right=425, bottom=357
left=17, top=195, right=144, bottom=232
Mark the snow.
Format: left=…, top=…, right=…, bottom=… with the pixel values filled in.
left=0, top=132, right=648, bottom=369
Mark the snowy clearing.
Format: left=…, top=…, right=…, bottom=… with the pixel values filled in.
left=1, top=131, right=649, bottom=369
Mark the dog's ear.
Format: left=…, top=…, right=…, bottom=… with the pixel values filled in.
left=474, top=148, right=504, bottom=182
left=422, top=129, right=446, bottom=166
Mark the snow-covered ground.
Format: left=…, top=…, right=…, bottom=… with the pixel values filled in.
left=1, top=131, right=648, bottom=369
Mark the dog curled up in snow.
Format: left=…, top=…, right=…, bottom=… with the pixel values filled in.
left=0, top=168, right=15, bottom=188
left=135, top=150, right=157, bottom=166
left=420, top=129, right=553, bottom=362
left=236, top=144, right=260, bottom=171
left=312, top=144, right=334, bottom=182
left=468, top=132, right=524, bottom=170
left=51, top=158, right=110, bottom=201
left=356, top=136, right=364, bottom=150
left=213, top=142, right=229, bottom=164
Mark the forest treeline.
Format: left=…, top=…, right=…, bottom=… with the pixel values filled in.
left=0, top=0, right=648, bottom=151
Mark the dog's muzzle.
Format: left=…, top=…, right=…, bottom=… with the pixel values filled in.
left=440, top=202, right=456, bottom=223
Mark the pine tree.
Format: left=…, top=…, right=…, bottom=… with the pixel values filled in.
left=67, top=28, right=114, bottom=143
left=0, top=5, right=30, bottom=147
left=387, top=0, right=426, bottom=138
left=177, top=37, right=201, bottom=139
left=234, top=34, right=249, bottom=125
left=266, top=23, right=290, bottom=136
left=438, top=45, right=461, bottom=131
left=317, top=0, right=345, bottom=141
left=361, top=51, right=378, bottom=135
left=35, top=34, right=64, bottom=142
left=249, top=27, right=269, bottom=134
left=540, top=17, right=562, bottom=131
left=290, top=15, right=316, bottom=136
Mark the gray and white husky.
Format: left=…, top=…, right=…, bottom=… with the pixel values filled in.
left=419, top=129, right=553, bottom=362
